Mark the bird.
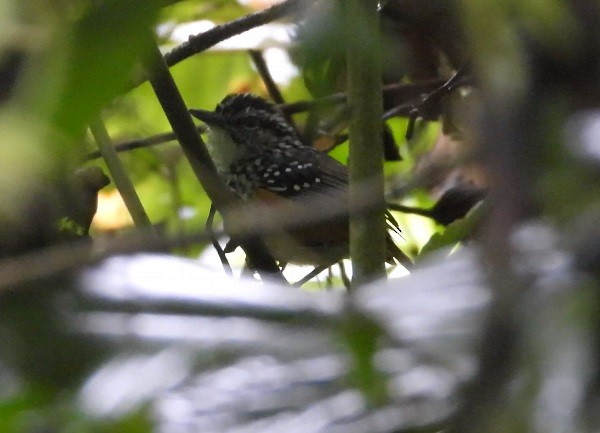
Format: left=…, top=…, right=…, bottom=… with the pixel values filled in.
left=190, top=93, right=411, bottom=268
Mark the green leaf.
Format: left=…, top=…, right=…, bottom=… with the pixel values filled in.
left=419, top=201, right=484, bottom=256
left=26, top=0, right=163, bottom=152
left=339, top=311, right=389, bottom=406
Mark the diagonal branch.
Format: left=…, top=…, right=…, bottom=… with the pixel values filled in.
left=89, top=118, right=153, bottom=228
left=164, top=0, right=313, bottom=68
left=249, top=50, right=286, bottom=105
left=143, top=36, right=285, bottom=282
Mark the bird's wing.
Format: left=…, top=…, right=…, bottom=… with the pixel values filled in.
left=246, top=147, right=348, bottom=198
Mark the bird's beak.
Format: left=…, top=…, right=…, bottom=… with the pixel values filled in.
left=189, top=109, right=225, bottom=126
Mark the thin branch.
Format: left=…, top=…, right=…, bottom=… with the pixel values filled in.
left=280, top=80, right=450, bottom=115
left=249, top=50, right=285, bottom=104
left=249, top=49, right=297, bottom=129
left=126, top=0, right=317, bottom=91
left=292, top=265, right=327, bottom=287
left=142, top=35, right=285, bottom=282
left=282, top=94, right=347, bottom=114
left=387, top=203, right=434, bottom=219
left=84, top=125, right=206, bottom=161
left=164, top=0, right=311, bottom=69
left=89, top=119, right=153, bottom=228
left=383, top=70, right=467, bottom=123
left=206, top=204, right=232, bottom=276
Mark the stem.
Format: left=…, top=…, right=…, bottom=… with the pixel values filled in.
left=344, top=0, right=386, bottom=287
left=142, top=36, right=284, bottom=281
left=89, top=119, right=152, bottom=228
left=85, top=125, right=206, bottom=161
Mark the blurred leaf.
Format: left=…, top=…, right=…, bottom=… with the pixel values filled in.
left=295, top=1, right=346, bottom=97
left=339, top=311, right=388, bottom=406
left=0, top=388, right=152, bottom=433
left=441, top=87, right=477, bottom=139
left=420, top=201, right=484, bottom=256
left=535, top=106, right=600, bottom=224
left=87, top=409, right=154, bottom=433
left=460, top=0, right=528, bottom=101
left=384, top=117, right=411, bottom=178
left=390, top=191, right=438, bottom=257
left=24, top=0, right=162, bottom=155
left=160, top=0, right=248, bottom=25
left=429, top=184, right=486, bottom=226
left=173, top=51, right=255, bottom=108
left=302, top=56, right=345, bottom=97
left=514, top=0, right=579, bottom=59
left=408, top=120, right=441, bottom=158
left=104, top=52, right=255, bottom=157
left=383, top=123, right=402, bottom=161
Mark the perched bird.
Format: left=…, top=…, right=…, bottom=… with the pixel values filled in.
left=190, top=94, right=410, bottom=268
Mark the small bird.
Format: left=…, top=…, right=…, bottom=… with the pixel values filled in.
left=190, top=94, right=410, bottom=268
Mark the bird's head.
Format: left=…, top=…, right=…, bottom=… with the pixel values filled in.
left=192, top=94, right=295, bottom=146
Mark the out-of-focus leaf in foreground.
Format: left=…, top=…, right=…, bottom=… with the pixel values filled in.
left=0, top=0, right=163, bottom=257
left=30, top=0, right=162, bottom=145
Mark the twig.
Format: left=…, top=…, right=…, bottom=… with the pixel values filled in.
left=387, top=203, right=434, bottom=219
left=383, top=69, right=467, bottom=130
left=281, top=94, right=347, bottom=114
left=280, top=80, right=450, bottom=115
left=126, top=0, right=317, bottom=91
left=89, top=119, right=153, bottom=228
left=143, top=35, right=285, bottom=282
left=206, top=204, right=233, bottom=276
left=249, top=50, right=285, bottom=104
left=292, top=265, right=327, bottom=287
left=163, top=0, right=311, bottom=69
left=248, top=49, right=297, bottom=128
left=84, top=125, right=206, bottom=161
